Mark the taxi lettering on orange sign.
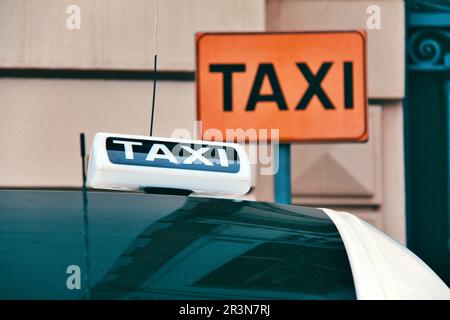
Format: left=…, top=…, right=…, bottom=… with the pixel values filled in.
left=196, top=32, right=368, bottom=142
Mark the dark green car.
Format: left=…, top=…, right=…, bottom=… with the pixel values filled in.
left=0, top=189, right=356, bottom=300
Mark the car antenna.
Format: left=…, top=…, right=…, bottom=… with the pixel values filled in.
left=149, top=0, right=158, bottom=136
left=79, top=132, right=91, bottom=299
left=144, top=0, right=192, bottom=196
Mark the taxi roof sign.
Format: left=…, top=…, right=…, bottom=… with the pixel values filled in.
left=87, top=132, right=251, bottom=195
left=196, top=31, right=368, bottom=142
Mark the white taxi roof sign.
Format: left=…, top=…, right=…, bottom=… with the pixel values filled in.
left=87, top=132, right=251, bottom=196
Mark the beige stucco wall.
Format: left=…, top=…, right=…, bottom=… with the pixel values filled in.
left=0, top=0, right=265, bottom=187
left=0, top=0, right=266, bottom=70
left=0, top=0, right=406, bottom=243
left=0, top=79, right=196, bottom=186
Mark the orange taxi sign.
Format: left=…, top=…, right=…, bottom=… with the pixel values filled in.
left=196, top=31, right=368, bottom=142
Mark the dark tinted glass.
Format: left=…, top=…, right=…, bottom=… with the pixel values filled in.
left=0, top=190, right=356, bottom=299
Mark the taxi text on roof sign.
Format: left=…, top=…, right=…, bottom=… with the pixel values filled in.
left=196, top=31, right=368, bottom=143
left=87, top=132, right=251, bottom=195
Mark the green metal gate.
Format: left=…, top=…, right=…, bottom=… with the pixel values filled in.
left=405, top=0, right=450, bottom=285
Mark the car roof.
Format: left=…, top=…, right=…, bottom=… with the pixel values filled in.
left=0, top=189, right=356, bottom=299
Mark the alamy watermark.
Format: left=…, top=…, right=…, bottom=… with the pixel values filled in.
left=66, top=264, right=81, bottom=290
left=170, top=121, right=280, bottom=176
left=366, top=4, right=381, bottom=30
left=66, top=5, right=81, bottom=30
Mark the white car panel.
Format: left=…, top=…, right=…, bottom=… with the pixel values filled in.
left=323, top=208, right=450, bottom=300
